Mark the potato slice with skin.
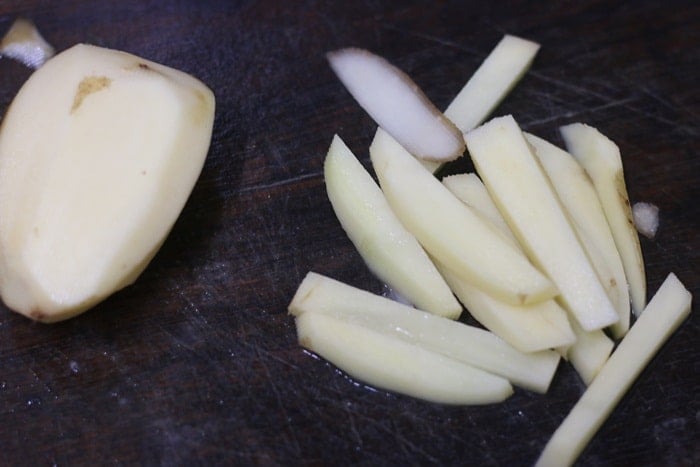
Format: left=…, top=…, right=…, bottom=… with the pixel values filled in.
left=296, top=311, right=513, bottom=405
left=422, top=34, right=540, bottom=173
left=536, top=273, right=692, bottom=466
left=560, top=123, right=646, bottom=316
left=465, top=116, right=618, bottom=331
left=369, top=128, right=557, bottom=306
left=324, top=134, right=461, bottom=319
left=290, top=272, right=560, bottom=393
left=0, top=44, right=215, bottom=322
left=525, top=132, right=630, bottom=338
left=327, top=48, right=464, bottom=162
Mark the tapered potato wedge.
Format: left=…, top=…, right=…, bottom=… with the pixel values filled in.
left=324, top=135, right=461, bottom=318
left=369, top=128, right=557, bottom=306
left=295, top=311, right=513, bottom=405
left=465, top=116, right=618, bottom=331
left=290, top=272, right=561, bottom=393
left=560, top=123, right=646, bottom=315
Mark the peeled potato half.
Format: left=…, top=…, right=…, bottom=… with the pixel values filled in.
left=0, top=44, right=215, bottom=322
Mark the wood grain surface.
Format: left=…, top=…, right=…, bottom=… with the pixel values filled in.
left=0, top=1, right=698, bottom=465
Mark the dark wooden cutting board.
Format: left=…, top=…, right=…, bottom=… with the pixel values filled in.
left=0, top=1, right=698, bottom=465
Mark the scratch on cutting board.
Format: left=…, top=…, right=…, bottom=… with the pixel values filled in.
left=525, top=96, right=637, bottom=127
left=255, top=344, right=303, bottom=457
left=380, top=24, right=481, bottom=55
left=238, top=171, right=322, bottom=194
left=529, top=71, right=615, bottom=102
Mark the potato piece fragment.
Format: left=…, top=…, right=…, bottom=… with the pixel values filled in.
left=290, top=272, right=561, bottom=393
left=369, top=128, right=557, bottom=306
left=536, top=273, right=692, bottom=466
left=560, top=123, right=646, bottom=315
left=465, top=116, right=618, bottom=331
left=0, top=44, right=215, bottom=322
left=323, top=134, right=461, bottom=319
left=296, top=311, right=513, bottom=405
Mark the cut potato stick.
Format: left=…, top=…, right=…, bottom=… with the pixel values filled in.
left=536, top=273, right=692, bottom=466
left=445, top=35, right=540, bottom=133
left=442, top=173, right=518, bottom=244
left=290, top=272, right=561, bottom=393
left=327, top=48, right=464, bottom=162
left=422, top=34, right=540, bottom=173
left=370, top=128, right=557, bottom=306
left=438, top=264, right=575, bottom=354
left=465, top=116, right=618, bottom=331
left=560, top=123, right=646, bottom=316
left=566, top=318, right=614, bottom=385
left=525, top=133, right=630, bottom=338
left=296, top=311, right=513, bottom=405
left=324, top=135, right=461, bottom=318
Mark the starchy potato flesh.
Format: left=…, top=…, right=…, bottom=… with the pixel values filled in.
left=0, top=44, right=215, bottom=322
left=438, top=263, right=575, bottom=353
left=442, top=173, right=518, bottom=244
left=324, top=135, right=461, bottom=318
left=438, top=174, right=575, bottom=353
left=370, top=128, right=557, bottom=306
left=465, top=116, right=618, bottom=331
left=560, top=123, right=646, bottom=316
left=295, top=310, right=513, bottom=405
left=566, top=318, right=614, bottom=385
left=445, top=35, right=539, bottom=133
left=536, top=273, right=692, bottom=466
left=290, top=272, right=561, bottom=393
left=327, top=48, right=464, bottom=162
left=525, top=133, right=630, bottom=338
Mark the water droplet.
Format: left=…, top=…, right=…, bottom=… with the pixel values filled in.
left=69, top=361, right=79, bottom=373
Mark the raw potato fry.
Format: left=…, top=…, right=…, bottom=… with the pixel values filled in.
left=465, top=116, right=618, bottom=331
left=560, top=123, right=646, bottom=315
left=536, top=273, right=692, bottom=466
left=442, top=173, right=518, bottom=244
left=0, top=44, right=215, bottom=322
left=566, top=318, right=614, bottom=385
left=525, top=133, right=630, bottom=338
left=295, top=311, right=513, bottom=405
left=324, top=135, right=461, bottom=318
left=290, top=272, right=561, bottom=393
left=369, top=128, right=557, bottom=306
left=439, top=174, right=575, bottom=353
left=422, top=34, right=540, bottom=173
left=327, top=48, right=464, bottom=162
left=438, top=264, right=575, bottom=353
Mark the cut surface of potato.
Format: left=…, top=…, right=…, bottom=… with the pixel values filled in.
left=327, top=48, right=464, bottom=162
left=445, top=35, right=540, bottom=133
left=0, top=44, right=215, bottom=322
left=560, top=123, right=646, bottom=315
left=296, top=310, right=513, bottom=405
left=536, top=273, right=692, bottom=467
left=465, top=116, right=618, bottom=331
left=290, top=272, right=560, bottom=393
left=370, top=128, right=557, bottom=306
left=442, top=173, right=519, bottom=245
left=324, top=135, right=461, bottom=318
left=566, top=318, right=614, bottom=385
left=525, top=133, right=630, bottom=338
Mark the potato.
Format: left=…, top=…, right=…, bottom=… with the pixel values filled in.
left=0, top=44, right=215, bottom=322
